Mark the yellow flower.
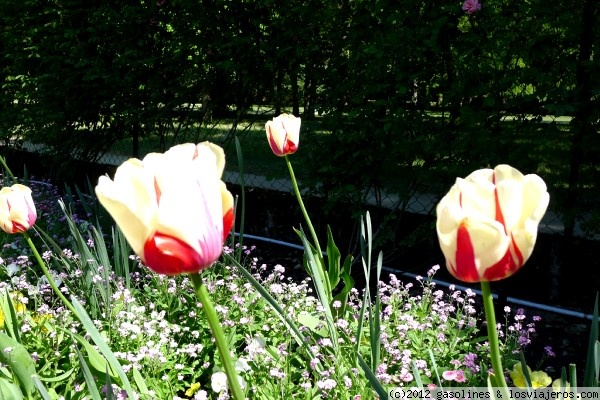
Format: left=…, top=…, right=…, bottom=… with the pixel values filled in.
left=510, top=363, right=551, bottom=388
left=530, top=371, right=552, bottom=388
left=185, top=382, right=201, bottom=397
left=0, top=291, right=27, bottom=329
left=31, top=312, right=54, bottom=332
left=552, top=379, right=570, bottom=391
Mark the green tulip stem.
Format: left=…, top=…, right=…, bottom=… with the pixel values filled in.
left=23, top=231, right=77, bottom=316
left=284, top=155, right=323, bottom=260
left=480, top=281, right=511, bottom=395
left=0, top=155, right=18, bottom=183
left=189, top=273, right=244, bottom=400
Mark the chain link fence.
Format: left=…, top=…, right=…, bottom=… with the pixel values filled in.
left=221, top=170, right=581, bottom=238
left=16, top=138, right=595, bottom=239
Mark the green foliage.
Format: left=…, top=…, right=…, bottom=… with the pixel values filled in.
left=0, top=331, right=37, bottom=397
left=1, top=0, right=599, bottom=238
left=0, top=174, right=551, bottom=398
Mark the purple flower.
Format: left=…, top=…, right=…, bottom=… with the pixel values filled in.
left=462, top=0, right=482, bottom=14
left=544, top=346, right=556, bottom=357
left=463, top=352, right=480, bottom=374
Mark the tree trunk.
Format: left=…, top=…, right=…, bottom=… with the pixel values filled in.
left=564, top=0, right=597, bottom=240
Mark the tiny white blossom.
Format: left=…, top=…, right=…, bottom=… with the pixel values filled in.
left=211, top=372, right=228, bottom=393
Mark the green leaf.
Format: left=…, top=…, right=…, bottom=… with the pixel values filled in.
left=297, top=312, right=328, bottom=337
left=519, top=352, right=533, bottom=392
left=584, top=293, right=599, bottom=386
left=428, top=348, right=443, bottom=388
left=131, top=366, right=149, bottom=396
left=357, top=353, right=388, bottom=400
left=0, top=290, right=21, bottom=343
left=369, top=251, right=383, bottom=371
left=228, top=254, right=321, bottom=372
left=487, top=375, right=499, bottom=400
left=70, top=333, right=118, bottom=379
left=0, top=332, right=36, bottom=396
left=297, top=227, right=337, bottom=345
left=70, top=297, right=135, bottom=397
left=411, top=360, right=424, bottom=389
left=0, top=378, right=24, bottom=400
left=326, top=226, right=341, bottom=290
left=595, top=341, right=600, bottom=383
left=75, top=345, right=102, bottom=400
left=112, top=226, right=132, bottom=287
left=37, top=367, right=75, bottom=383
left=105, top=366, right=115, bottom=400
left=32, top=376, right=53, bottom=400
left=332, top=254, right=354, bottom=318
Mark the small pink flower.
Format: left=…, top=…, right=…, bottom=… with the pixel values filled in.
left=442, top=370, right=457, bottom=381
left=443, top=370, right=467, bottom=383
left=462, top=0, right=482, bottom=14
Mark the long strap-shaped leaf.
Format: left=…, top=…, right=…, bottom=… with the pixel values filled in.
left=70, top=296, right=135, bottom=397
left=357, top=353, right=388, bottom=399
left=297, top=227, right=338, bottom=346
left=0, top=332, right=36, bottom=397
left=74, top=344, right=103, bottom=400
left=584, top=293, right=599, bottom=386
left=227, top=254, right=322, bottom=372
left=354, top=213, right=372, bottom=367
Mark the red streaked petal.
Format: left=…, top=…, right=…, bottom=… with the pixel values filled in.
left=453, top=223, right=480, bottom=282
left=222, top=207, right=234, bottom=241
left=510, top=233, right=524, bottom=268
left=284, top=139, right=298, bottom=154
left=143, top=232, right=213, bottom=275
left=482, top=233, right=525, bottom=281
left=482, top=250, right=514, bottom=281
left=268, top=133, right=284, bottom=156
left=11, top=221, right=27, bottom=233
left=494, top=187, right=506, bottom=233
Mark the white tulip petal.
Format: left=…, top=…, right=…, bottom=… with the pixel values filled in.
left=456, top=178, right=496, bottom=221
left=495, top=179, right=524, bottom=230
left=95, top=159, right=157, bottom=255
left=436, top=202, right=460, bottom=266
left=199, top=141, right=226, bottom=178
left=464, top=219, right=511, bottom=272
left=465, top=168, right=494, bottom=184
left=155, top=173, right=223, bottom=257
left=164, top=142, right=226, bottom=179
left=281, top=114, right=301, bottom=144
left=521, top=174, right=550, bottom=224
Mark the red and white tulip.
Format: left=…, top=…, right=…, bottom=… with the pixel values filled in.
left=265, top=114, right=300, bottom=156
left=0, top=184, right=37, bottom=234
left=95, top=142, right=234, bottom=275
left=436, top=164, right=549, bottom=282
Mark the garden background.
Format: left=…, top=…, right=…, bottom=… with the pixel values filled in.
left=1, top=0, right=599, bottom=377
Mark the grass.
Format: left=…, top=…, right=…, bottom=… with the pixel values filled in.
left=72, top=109, right=600, bottom=240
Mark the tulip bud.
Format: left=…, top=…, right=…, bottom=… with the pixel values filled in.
left=436, top=164, right=549, bottom=282
left=265, top=114, right=300, bottom=156
left=0, top=184, right=37, bottom=234
left=95, top=142, right=234, bottom=275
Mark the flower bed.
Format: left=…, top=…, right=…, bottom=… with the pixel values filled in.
left=0, top=115, right=597, bottom=399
